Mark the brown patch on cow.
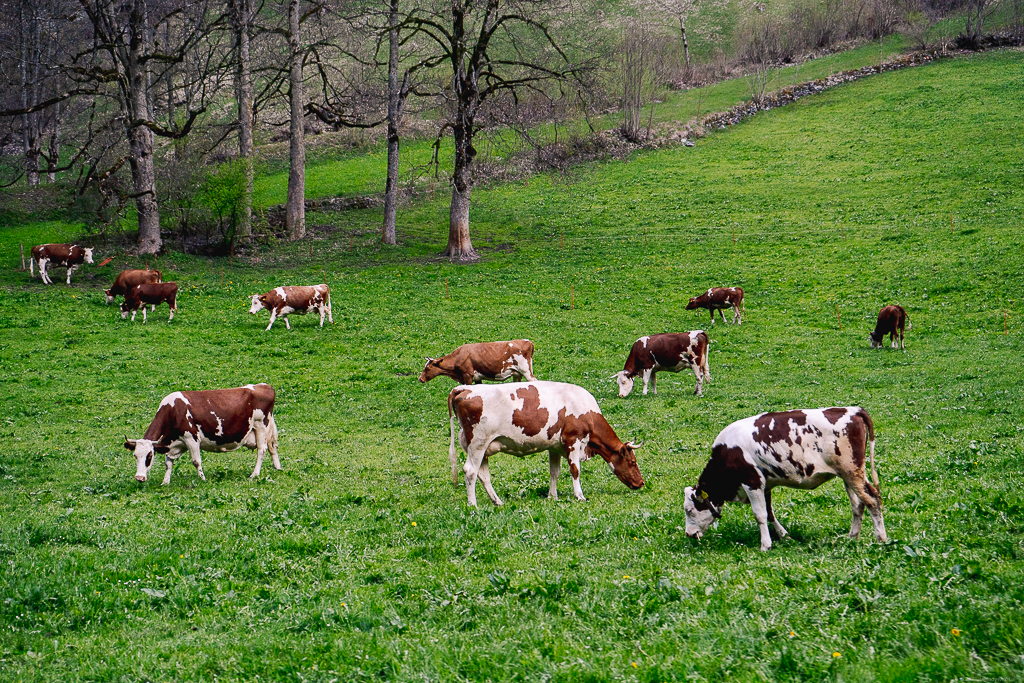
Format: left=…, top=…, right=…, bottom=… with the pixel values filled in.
left=845, top=412, right=867, bottom=470
left=454, top=391, right=484, bottom=446
left=753, top=410, right=807, bottom=448
left=569, top=462, right=580, bottom=478
left=511, top=386, right=548, bottom=437
left=419, top=339, right=534, bottom=384
left=547, top=407, right=567, bottom=439
left=696, top=444, right=763, bottom=507
left=823, top=407, right=848, bottom=425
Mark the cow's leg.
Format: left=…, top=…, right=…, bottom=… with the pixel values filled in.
left=856, top=480, right=888, bottom=543
left=844, top=481, right=866, bottom=539
left=765, top=488, right=788, bottom=539
left=162, top=454, right=175, bottom=485
left=650, top=371, right=658, bottom=395
left=266, top=415, right=282, bottom=470
left=283, top=315, right=291, bottom=330
left=568, top=443, right=587, bottom=502
left=66, top=264, right=77, bottom=285
left=718, top=308, right=728, bottom=324
left=265, top=309, right=278, bottom=331
left=182, top=434, right=206, bottom=482
left=168, top=304, right=174, bottom=322
left=131, top=309, right=138, bottom=322
left=733, top=303, right=742, bottom=324
left=745, top=486, right=773, bottom=551
left=249, top=417, right=269, bottom=479
left=691, top=363, right=703, bottom=396
left=548, top=450, right=561, bottom=501
left=478, top=457, right=503, bottom=506
left=141, top=307, right=148, bottom=324
left=462, top=448, right=485, bottom=507
left=641, top=368, right=653, bottom=395
left=702, top=354, right=713, bottom=383
left=318, top=305, right=326, bottom=327
left=709, top=309, right=715, bottom=324
left=39, top=258, right=51, bottom=284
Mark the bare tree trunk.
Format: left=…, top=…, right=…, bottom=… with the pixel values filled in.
left=381, top=0, right=402, bottom=246
left=20, top=0, right=41, bottom=187
left=46, top=102, right=60, bottom=183
left=679, top=17, right=690, bottom=70
left=443, top=117, right=477, bottom=261
left=286, top=0, right=305, bottom=240
left=127, top=0, right=161, bottom=254
left=233, top=0, right=254, bottom=243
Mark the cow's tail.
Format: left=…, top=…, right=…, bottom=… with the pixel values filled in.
left=861, top=408, right=879, bottom=487
left=448, top=389, right=460, bottom=485
left=905, top=312, right=912, bottom=331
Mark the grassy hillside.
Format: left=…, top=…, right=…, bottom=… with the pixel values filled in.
left=1, top=49, right=1023, bottom=682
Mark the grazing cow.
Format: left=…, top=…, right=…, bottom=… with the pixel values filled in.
left=30, top=244, right=94, bottom=285
left=249, top=284, right=332, bottom=331
left=121, top=282, right=178, bottom=322
left=870, top=305, right=910, bottom=350
left=683, top=406, right=887, bottom=551
left=124, top=383, right=281, bottom=484
left=105, top=269, right=162, bottom=304
left=686, top=287, right=744, bottom=324
left=612, top=331, right=711, bottom=397
left=447, top=381, right=644, bottom=507
left=420, top=340, right=537, bottom=384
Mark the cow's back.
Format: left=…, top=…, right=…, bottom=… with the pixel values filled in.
left=453, top=381, right=600, bottom=444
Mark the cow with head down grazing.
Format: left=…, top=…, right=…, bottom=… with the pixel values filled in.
left=124, top=384, right=281, bottom=485
left=870, top=305, right=910, bottom=350
left=686, top=287, right=744, bottom=325
left=612, top=331, right=710, bottom=398
left=249, top=284, right=332, bottom=331
left=30, top=244, right=94, bottom=285
left=420, top=340, right=536, bottom=384
left=447, top=381, right=644, bottom=507
left=683, top=406, right=887, bottom=551
left=105, top=269, right=162, bottom=304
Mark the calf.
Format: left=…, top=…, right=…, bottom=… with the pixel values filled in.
left=121, top=282, right=178, bottom=322
left=421, top=340, right=537, bottom=384
left=249, top=284, right=332, bottom=331
left=686, top=287, right=744, bottom=324
left=870, top=305, right=910, bottom=350
left=683, top=407, right=887, bottom=551
left=612, top=331, right=711, bottom=397
left=448, top=381, right=644, bottom=507
left=105, top=269, right=162, bottom=304
left=30, top=244, right=94, bottom=285
left=124, top=383, right=281, bottom=484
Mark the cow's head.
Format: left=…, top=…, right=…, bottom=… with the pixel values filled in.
left=683, top=486, right=721, bottom=540
left=685, top=298, right=700, bottom=310
left=419, top=358, right=443, bottom=383
left=249, top=294, right=267, bottom=315
left=611, top=371, right=634, bottom=398
left=868, top=330, right=882, bottom=348
left=124, top=435, right=170, bottom=482
left=83, top=248, right=94, bottom=264
left=104, top=288, right=115, bottom=304
left=602, top=440, right=644, bottom=489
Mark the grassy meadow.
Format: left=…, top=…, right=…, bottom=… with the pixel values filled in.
left=1, top=49, right=1024, bottom=682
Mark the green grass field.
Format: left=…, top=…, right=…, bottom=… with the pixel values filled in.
left=2, top=49, right=1023, bottom=682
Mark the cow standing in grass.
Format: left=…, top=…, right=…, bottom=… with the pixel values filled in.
left=686, top=287, right=744, bottom=324
left=683, top=406, right=887, bottom=551
left=447, top=381, right=644, bottom=507
left=30, top=244, right=94, bottom=285
left=612, top=331, right=710, bottom=397
left=105, top=269, right=162, bottom=304
left=124, top=384, right=281, bottom=484
left=420, top=340, right=537, bottom=384
left=870, top=305, right=910, bottom=349
left=121, top=282, right=178, bottom=322
left=249, top=285, right=333, bottom=330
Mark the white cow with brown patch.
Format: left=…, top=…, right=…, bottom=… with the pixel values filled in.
left=249, top=284, right=332, bottom=330
left=447, top=381, right=644, bottom=507
left=420, top=340, right=536, bottom=384
left=124, top=384, right=281, bottom=484
left=30, top=244, right=94, bottom=285
left=683, top=407, right=887, bottom=551
left=612, top=331, right=710, bottom=397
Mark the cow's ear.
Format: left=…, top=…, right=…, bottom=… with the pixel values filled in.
left=154, top=444, right=171, bottom=454
left=124, top=438, right=136, bottom=450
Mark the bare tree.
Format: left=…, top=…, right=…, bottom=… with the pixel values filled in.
left=406, top=0, right=581, bottom=262
left=286, top=0, right=306, bottom=239
left=382, top=0, right=407, bottom=245
left=231, top=0, right=255, bottom=243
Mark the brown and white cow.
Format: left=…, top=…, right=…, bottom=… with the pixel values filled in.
left=105, top=269, right=162, bottom=304
left=447, top=381, right=644, bottom=507
left=121, top=282, right=178, bottom=322
left=683, top=406, right=887, bottom=551
left=870, top=305, right=910, bottom=350
left=420, top=340, right=537, bottom=384
left=249, top=284, right=332, bottom=331
left=30, top=244, right=94, bottom=285
left=612, top=331, right=711, bottom=397
left=686, top=287, right=744, bottom=324
left=124, top=383, right=281, bottom=485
